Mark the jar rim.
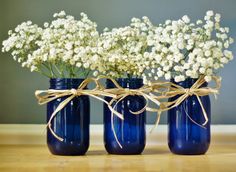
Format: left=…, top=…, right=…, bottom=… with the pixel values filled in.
left=49, top=78, right=86, bottom=89
left=170, top=77, right=208, bottom=88
left=113, top=77, right=143, bottom=82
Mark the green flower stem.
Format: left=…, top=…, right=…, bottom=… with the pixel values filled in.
left=37, top=69, right=52, bottom=78
left=85, top=69, right=90, bottom=78
left=68, top=65, right=75, bottom=78
left=39, top=63, right=91, bottom=79
left=71, top=66, right=77, bottom=78
left=78, top=69, right=85, bottom=78
left=41, top=63, right=53, bottom=78
left=59, top=63, right=65, bottom=78
left=127, top=73, right=133, bottom=79
left=54, top=64, right=62, bottom=77
left=42, top=63, right=53, bottom=77
left=49, top=63, right=57, bottom=78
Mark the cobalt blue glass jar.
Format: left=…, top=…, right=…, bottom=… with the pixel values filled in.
left=168, top=78, right=211, bottom=155
left=47, top=78, right=90, bottom=155
left=104, top=78, right=146, bottom=155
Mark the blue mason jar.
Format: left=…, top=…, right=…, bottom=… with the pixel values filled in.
left=47, top=78, right=90, bottom=155
left=104, top=78, right=146, bottom=155
left=168, top=78, right=211, bottom=155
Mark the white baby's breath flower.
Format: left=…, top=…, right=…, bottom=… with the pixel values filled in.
left=164, top=72, right=171, bottom=80
left=196, top=20, right=203, bottom=25
left=215, top=13, right=221, bottom=22
left=2, top=10, right=234, bottom=82
left=30, top=66, right=37, bottom=72
left=93, top=71, right=98, bottom=76
left=44, top=22, right=49, bottom=28
left=94, top=16, right=154, bottom=79
left=142, top=10, right=233, bottom=84
left=204, top=50, right=211, bottom=57
left=182, top=15, right=190, bottom=23
left=204, top=75, right=212, bottom=82
left=206, top=10, right=214, bottom=17
left=2, top=11, right=99, bottom=78
left=58, top=11, right=66, bottom=17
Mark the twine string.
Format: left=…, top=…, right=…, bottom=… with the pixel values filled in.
left=35, top=75, right=220, bottom=146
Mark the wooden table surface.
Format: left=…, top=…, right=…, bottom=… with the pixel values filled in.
left=0, top=144, right=235, bottom=172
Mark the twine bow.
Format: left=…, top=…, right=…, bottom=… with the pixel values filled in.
left=99, top=76, right=161, bottom=148
left=35, top=75, right=221, bottom=147
left=35, top=77, right=124, bottom=141
left=150, top=75, right=221, bottom=130
left=35, top=76, right=161, bottom=143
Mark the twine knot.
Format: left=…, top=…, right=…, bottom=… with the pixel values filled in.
left=124, top=88, right=137, bottom=96
left=35, top=75, right=220, bottom=146
left=70, top=88, right=78, bottom=96
left=184, top=88, right=194, bottom=96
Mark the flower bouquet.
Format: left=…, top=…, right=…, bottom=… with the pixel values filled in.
left=2, top=11, right=100, bottom=155
left=142, top=10, right=233, bottom=154
left=2, top=10, right=234, bottom=155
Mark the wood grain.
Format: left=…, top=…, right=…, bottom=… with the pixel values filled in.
left=0, top=124, right=236, bottom=171
left=0, top=144, right=236, bottom=172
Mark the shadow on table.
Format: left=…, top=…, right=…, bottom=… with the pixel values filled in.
left=86, top=147, right=170, bottom=156
left=143, top=147, right=170, bottom=155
